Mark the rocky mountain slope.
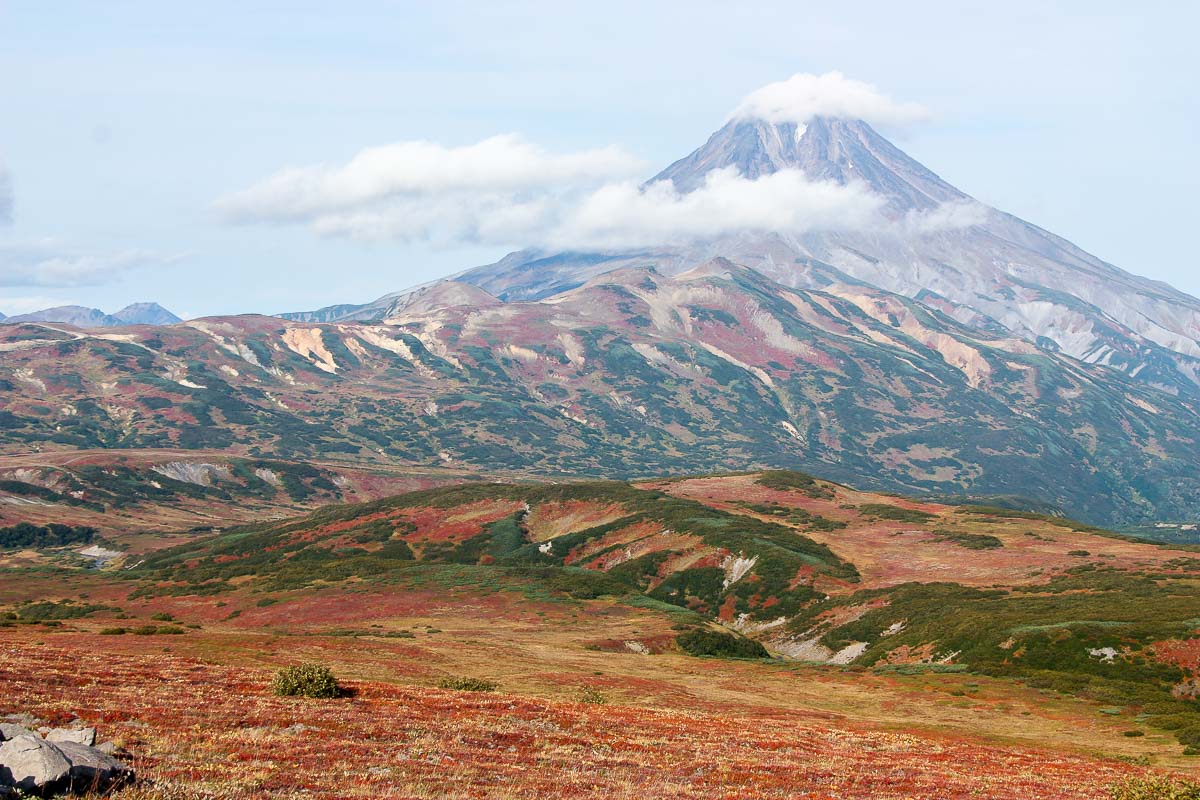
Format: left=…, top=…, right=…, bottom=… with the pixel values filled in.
left=454, top=116, right=1200, bottom=400
left=3, top=258, right=1198, bottom=526
left=3, top=303, right=180, bottom=328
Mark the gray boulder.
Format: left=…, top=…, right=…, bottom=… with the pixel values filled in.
left=0, top=724, right=32, bottom=742
left=54, top=741, right=134, bottom=793
left=0, top=719, right=39, bottom=734
left=45, top=728, right=96, bottom=747
left=0, top=735, right=71, bottom=796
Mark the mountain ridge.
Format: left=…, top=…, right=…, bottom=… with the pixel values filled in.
left=453, top=115, right=1200, bottom=399
left=3, top=113, right=1200, bottom=526
left=3, top=302, right=181, bottom=328
left=3, top=259, right=1197, bottom=526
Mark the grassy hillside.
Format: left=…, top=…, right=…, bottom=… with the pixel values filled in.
left=131, top=480, right=857, bottom=629
left=108, top=471, right=1200, bottom=751
left=2, top=470, right=1199, bottom=796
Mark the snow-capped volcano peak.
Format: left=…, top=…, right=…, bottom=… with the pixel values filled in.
left=651, top=115, right=965, bottom=212
left=451, top=109, right=1200, bottom=400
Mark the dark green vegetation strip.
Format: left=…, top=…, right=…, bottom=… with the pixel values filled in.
left=676, top=628, right=768, bottom=659
left=857, top=503, right=937, bottom=523
left=1, top=599, right=115, bottom=623
left=0, top=522, right=96, bottom=549
left=788, top=567, right=1200, bottom=752
left=929, top=530, right=1003, bottom=550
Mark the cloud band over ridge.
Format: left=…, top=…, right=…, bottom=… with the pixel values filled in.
left=217, top=74, right=961, bottom=250
left=0, top=240, right=176, bottom=288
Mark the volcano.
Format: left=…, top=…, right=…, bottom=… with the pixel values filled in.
left=439, top=114, right=1200, bottom=398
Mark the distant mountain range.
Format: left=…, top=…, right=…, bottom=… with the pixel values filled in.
left=3, top=114, right=1200, bottom=526
left=2, top=257, right=1197, bottom=526
left=1, top=302, right=181, bottom=327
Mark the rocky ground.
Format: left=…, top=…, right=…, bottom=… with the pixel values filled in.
left=0, top=717, right=131, bottom=797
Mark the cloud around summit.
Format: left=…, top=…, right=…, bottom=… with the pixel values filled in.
left=218, top=73, right=956, bottom=250
left=731, top=71, right=930, bottom=127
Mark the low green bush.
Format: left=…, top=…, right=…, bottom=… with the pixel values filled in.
left=578, top=687, right=608, bottom=705
left=932, top=530, right=1003, bottom=550
left=436, top=676, right=498, bottom=692
left=271, top=663, right=341, bottom=698
left=1108, top=776, right=1200, bottom=799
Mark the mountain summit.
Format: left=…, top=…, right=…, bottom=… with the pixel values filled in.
left=450, top=114, right=1200, bottom=398
left=653, top=116, right=964, bottom=213
left=4, top=302, right=181, bottom=328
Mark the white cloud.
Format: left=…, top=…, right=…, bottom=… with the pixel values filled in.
left=0, top=164, right=13, bottom=225
left=218, top=77, right=945, bottom=251
left=731, top=71, right=929, bottom=127
left=0, top=240, right=178, bottom=287
left=219, top=140, right=892, bottom=250
left=217, top=134, right=644, bottom=223
left=301, top=193, right=556, bottom=245
left=547, top=168, right=886, bottom=249
left=901, top=199, right=990, bottom=234
left=223, top=165, right=887, bottom=251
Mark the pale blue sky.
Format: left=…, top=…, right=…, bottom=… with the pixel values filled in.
left=0, top=1, right=1195, bottom=318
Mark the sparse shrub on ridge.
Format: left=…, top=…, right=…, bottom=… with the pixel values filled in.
left=436, top=676, right=498, bottom=692
left=271, top=663, right=341, bottom=698
left=755, top=470, right=834, bottom=499
left=858, top=503, right=936, bottom=523
left=578, top=687, right=608, bottom=705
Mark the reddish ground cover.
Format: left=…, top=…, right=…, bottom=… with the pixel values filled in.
left=0, top=631, right=1149, bottom=799
left=647, top=474, right=1181, bottom=591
